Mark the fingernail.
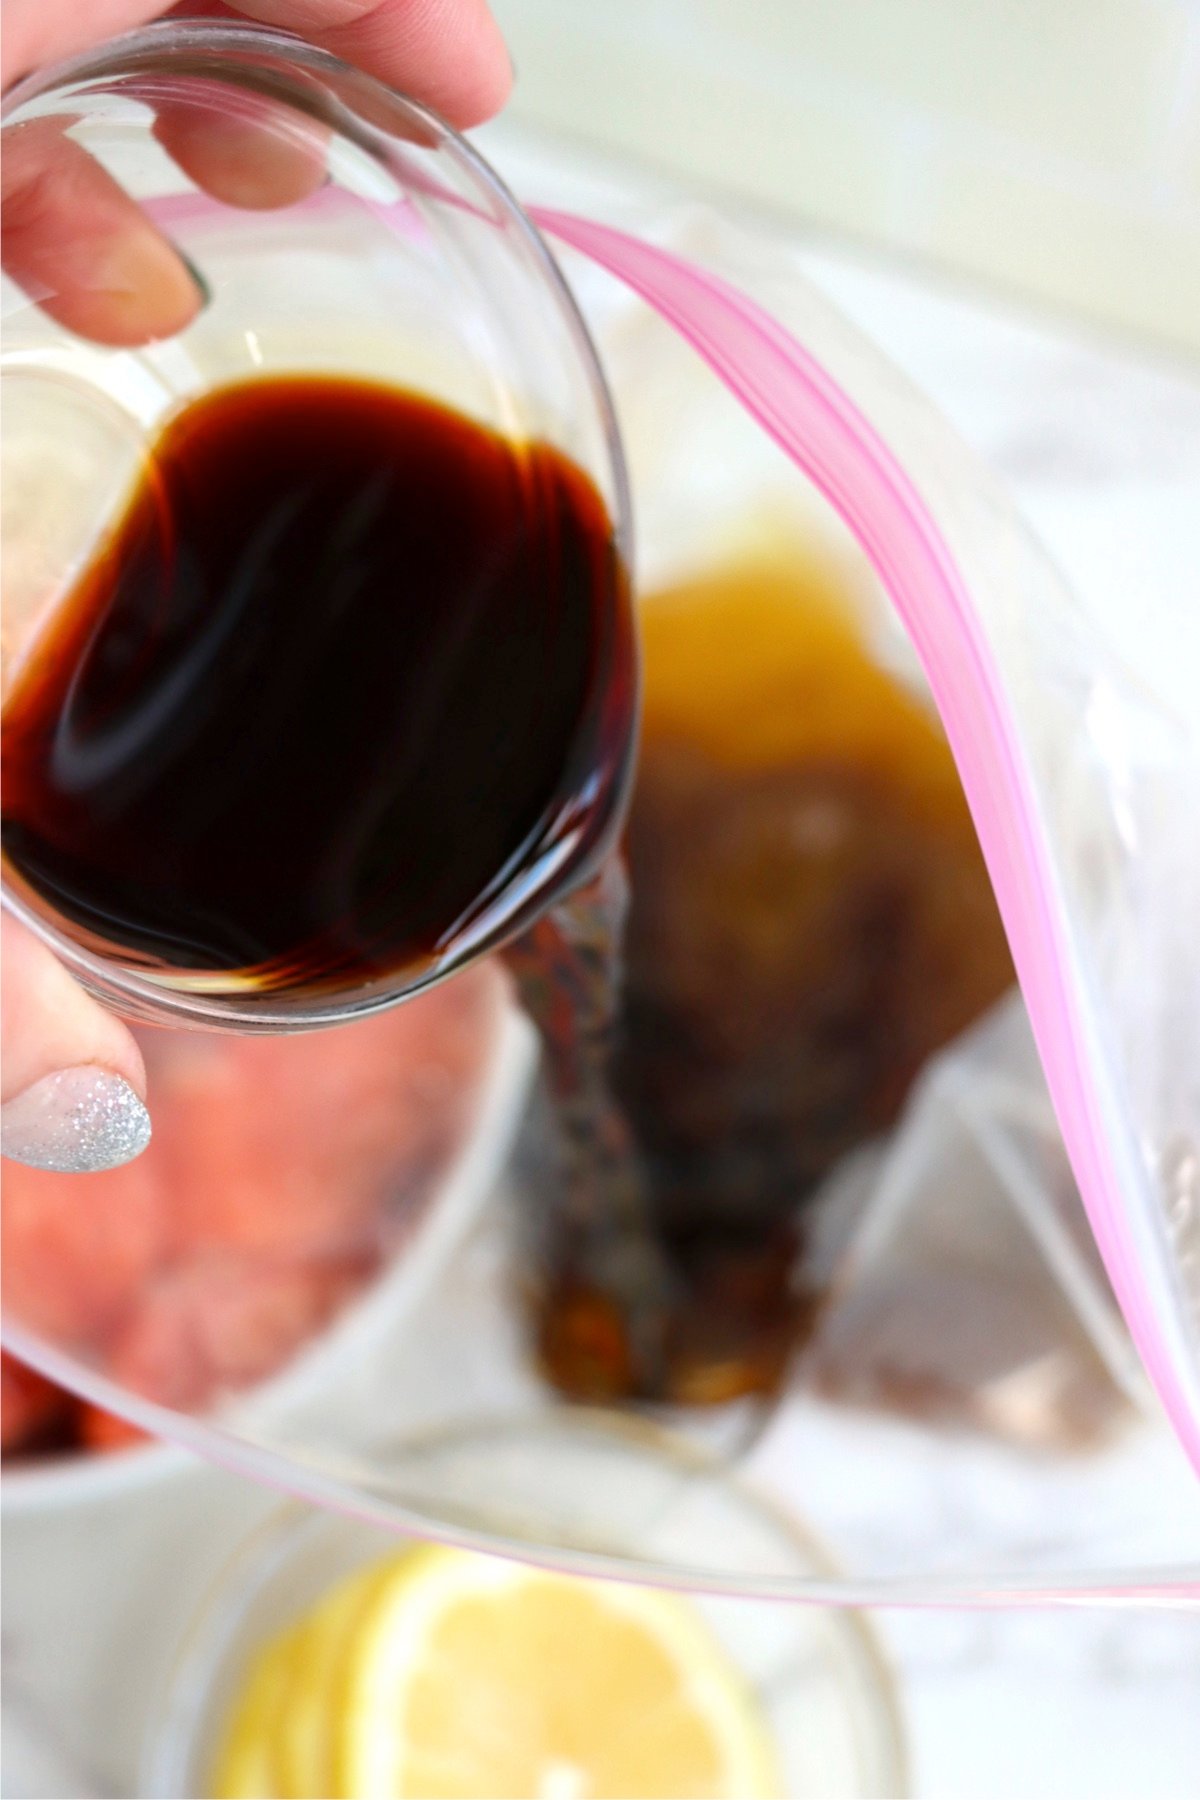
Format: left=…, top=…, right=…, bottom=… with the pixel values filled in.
left=1, top=1067, right=151, bottom=1174
left=177, top=250, right=212, bottom=309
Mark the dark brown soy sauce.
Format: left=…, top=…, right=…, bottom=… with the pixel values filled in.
left=1, top=375, right=635, bottom=994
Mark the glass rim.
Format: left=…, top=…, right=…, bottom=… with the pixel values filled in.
left=0, top=15, right=634, bottom=1033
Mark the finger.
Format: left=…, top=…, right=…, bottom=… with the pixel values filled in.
left=4, top=0, right=512, bottom=130
left=1, top=0, right=169, bottom=90
left=227, top=0, right=512, bottom=128
left=0, top=915, right=151, bottom=1173
left=1, top=118, right=205, bottom=347
left=152, top=92, right=329, bottom=210
left=0, top=918, right=146, bottom=1104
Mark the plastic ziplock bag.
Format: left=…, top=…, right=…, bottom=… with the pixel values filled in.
left=531, top=204, right=1200, bottom=1486
left=3, top=33, right=1197, bottom=1601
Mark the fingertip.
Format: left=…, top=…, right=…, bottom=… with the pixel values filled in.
left=1, top=120, right=206, bottom=349
left=76, top=214, right=207, bottom=347
left=231, top=0, right=514, bottom=131
left=152, top=101, right=329, bottom=211
left=1, top=915, right=147, bottom=1107
left=404, top=0, right=514, bottom=129
left=442, top=6, right=513, bottom=127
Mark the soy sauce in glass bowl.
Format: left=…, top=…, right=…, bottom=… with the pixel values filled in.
left=0, top=18, right=635, bottom=1033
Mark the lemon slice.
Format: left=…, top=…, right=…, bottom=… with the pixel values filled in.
left=211, top=1621, right=299, bottom=1800
left=275, top=1565, right=388, bottom=1798
left=339, top=1547, right=780, bottom=1799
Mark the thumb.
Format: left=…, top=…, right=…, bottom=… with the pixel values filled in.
left=1, top=913, right=151, bottom=1172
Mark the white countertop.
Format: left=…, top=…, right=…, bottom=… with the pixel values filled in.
left=4, top=127, right=1200, bottom=1800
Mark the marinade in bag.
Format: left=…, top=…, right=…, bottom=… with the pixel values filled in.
left=529, top=208, right=1200, bottom=1477
left=514, top=540, right=1012, bottom=1405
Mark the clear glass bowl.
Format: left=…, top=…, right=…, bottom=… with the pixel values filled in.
left=140, top=1425, right=907, bottom=1800
left=0, top=17, right=632, bottom=1030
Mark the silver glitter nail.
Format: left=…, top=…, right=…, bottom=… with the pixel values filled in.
left=1, top=1066, right=151, bottom=1173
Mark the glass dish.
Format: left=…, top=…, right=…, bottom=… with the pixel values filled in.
left=1, top=17, right=632, bottom=1030
left=0, top=973, right=533, bottom=1509
left=140, top=1423, right=907, bottom=1800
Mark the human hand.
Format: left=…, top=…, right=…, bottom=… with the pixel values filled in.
left=2, top=1, right=511, bottom=125
left=0, top=0, right=511, bottom=1172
